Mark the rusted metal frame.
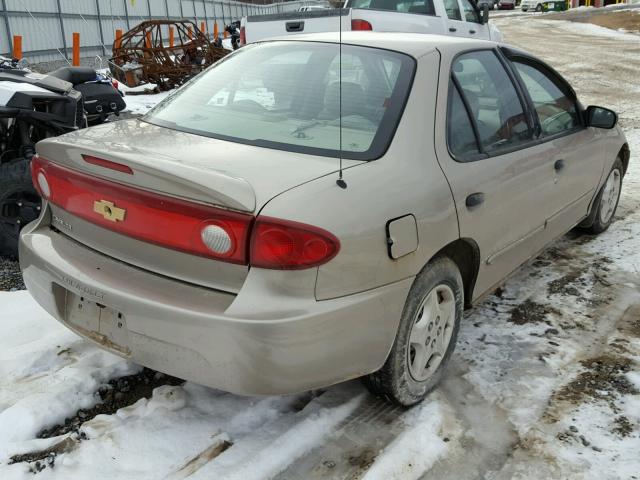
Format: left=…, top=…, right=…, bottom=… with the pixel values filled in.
left=111, top=19, right=228, bottom=90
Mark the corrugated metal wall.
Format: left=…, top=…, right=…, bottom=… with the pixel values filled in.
left=0, top=0, right=314, bottom=64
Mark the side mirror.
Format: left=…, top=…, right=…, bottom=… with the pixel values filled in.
left=481, top=3, right=489, bottom=24
left=586, top=105, right=617, bottom=129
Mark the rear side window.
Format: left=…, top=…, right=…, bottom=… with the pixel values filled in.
left=351, top=0, right=437, bottom=15
left=449, top=50, right=532, bottom=158
left=512, top=60, right=580, bottom=137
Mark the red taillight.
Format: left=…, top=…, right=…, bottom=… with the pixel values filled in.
left=31, top=156, right=340, bottom=269
left=250, top=217, right=339, bottom=270
left=351, top=19, right=372, bottom=31
left=111, top=79, right=119, bottom=90
left=30, top=155, right=253, bottom=264
left=240, top=26, right=246, bottom=45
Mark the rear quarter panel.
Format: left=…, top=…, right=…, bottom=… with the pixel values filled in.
left=257, top=51, right=460, bottom=301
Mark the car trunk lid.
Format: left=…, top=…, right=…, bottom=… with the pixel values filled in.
left=35, top=119, right=359, bottom=292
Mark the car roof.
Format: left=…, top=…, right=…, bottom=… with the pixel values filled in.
left=265, top=31, right=500, bottom=58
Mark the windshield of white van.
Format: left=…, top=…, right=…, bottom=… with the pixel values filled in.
left=144, top=42, right=415, bottom=160
left=350, top=0, right=436, bottom=15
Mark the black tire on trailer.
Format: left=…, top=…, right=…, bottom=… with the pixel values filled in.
left=362, top=256, right=464, bottom=406
left=0, top=158, right=40, bottom=258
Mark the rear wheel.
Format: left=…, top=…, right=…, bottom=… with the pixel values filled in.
left=579, top=158, right=623, bottom=235
left=535, top=3, right=543, bottom=11
left=363, top=257, right=463, bottom=406
left=0, top=158, right=40, bottom=258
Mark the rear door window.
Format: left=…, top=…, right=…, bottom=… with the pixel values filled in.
left=450, top=50, right=532, bottom=156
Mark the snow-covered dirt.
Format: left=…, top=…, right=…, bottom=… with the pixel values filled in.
left=1, top=16, right=639, bottom=480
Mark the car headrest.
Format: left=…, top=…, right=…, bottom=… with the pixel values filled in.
left=320, top=81, right=366, bottom=120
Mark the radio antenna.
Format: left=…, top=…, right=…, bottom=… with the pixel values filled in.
left=336, top=5, right=347, bottom=189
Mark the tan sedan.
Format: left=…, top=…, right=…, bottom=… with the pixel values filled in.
left=20, top=33, right=629, bottom=405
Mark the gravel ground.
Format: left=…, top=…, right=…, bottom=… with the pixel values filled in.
left=0, top=257, right=24, bottom=291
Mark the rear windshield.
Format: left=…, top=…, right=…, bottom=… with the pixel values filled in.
left=144, top=41, right=415, bottom=160
left=350, top=0, right=437, bottom=15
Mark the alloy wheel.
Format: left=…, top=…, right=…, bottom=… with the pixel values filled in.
left=599, top=168, right=621, bottom=224
left=407, top=284, right=456, bottom=382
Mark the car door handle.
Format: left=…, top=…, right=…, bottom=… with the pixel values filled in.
left=449, top=27, right=457, bottom=32
left=469, top=29, right=476, bottom=34
left=466, top=192, right=485, bottom=208
left=554, top=159, right=565, bottom=172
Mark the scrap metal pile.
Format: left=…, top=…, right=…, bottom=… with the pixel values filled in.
left=110, top=19, right=229, bottom=91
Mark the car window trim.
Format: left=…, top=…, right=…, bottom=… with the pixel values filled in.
left=446, top=47, right=537, bottom=163
left=449, top=75, right=484, bottom=158
left=494, top=48, right=538, bottom=137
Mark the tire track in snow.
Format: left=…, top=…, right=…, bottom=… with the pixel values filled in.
left=186, top=385, right=366, bottom=480
left=272, top=395, right=408, bottom=480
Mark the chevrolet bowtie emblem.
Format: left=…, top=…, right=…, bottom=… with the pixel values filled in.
left=93, top=200, right=126, bottom=222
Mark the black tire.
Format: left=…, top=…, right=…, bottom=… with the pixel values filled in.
left=363, top=256, right=464, bottom=406
left=535, top=3, right=543, bottom=11
left=579, top=158, right=623, bottom=235
left=0, top=158, right=40, bottom=258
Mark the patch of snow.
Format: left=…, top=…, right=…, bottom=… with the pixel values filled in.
left=537, top=19, right=640, bottom=41
left=121, top=88, right=172, bottom=116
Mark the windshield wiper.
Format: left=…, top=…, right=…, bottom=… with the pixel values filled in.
left=291, top=121, right=321, bottom=138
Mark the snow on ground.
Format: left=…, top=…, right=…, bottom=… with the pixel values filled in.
left=121, top=90, right=171, bottom=116
left=536, top=18, right=640, bottom=40
left=1, top=15, right=640, bottom=480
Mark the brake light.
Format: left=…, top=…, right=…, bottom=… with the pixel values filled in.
left=351, top=19, right=372, bottom=31
left=30, top=155, right=253, bottom=264
left=83, top=155, right=133, bottom=174
left=240, top=26, right=246, bottom=45
left=111, top=79, right=119, bottom=90
left=250, top=217, right=339, bottom=270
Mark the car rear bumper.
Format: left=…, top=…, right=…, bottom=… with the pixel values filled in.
left=20, top=219, right=412, bottom=395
